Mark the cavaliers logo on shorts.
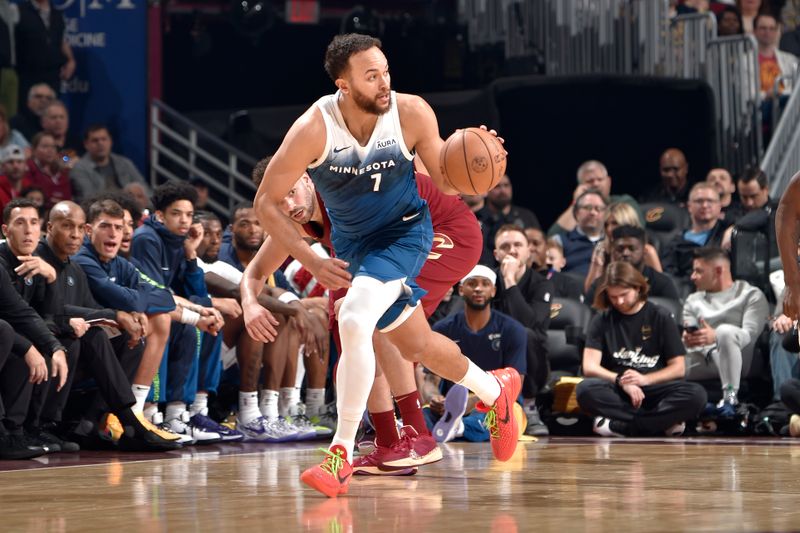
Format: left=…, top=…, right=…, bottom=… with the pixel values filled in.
left=428, top=232, right=454, bottom=260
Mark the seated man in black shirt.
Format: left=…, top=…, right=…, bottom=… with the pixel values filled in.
left=585, top=225, right=680, bottom=303
left=492, top=224, right=553, bottom=436
left=577, top=261, right=707, bottom=437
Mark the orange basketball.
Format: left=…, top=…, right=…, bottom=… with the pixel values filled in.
left=439, top=127, right=507, bottom=195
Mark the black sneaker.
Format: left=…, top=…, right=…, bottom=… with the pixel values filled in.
left=0, top=433, right=46, bottom=460
left=24, top=430, right=58, bottom=453
left=40, top=424, right=80, bottom=452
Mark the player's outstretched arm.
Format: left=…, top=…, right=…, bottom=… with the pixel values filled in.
left=253, top=107, right=351, bottom=289
left=397, top=93, right=460, bottom=196
left=240, top=234, right=288, bottom=342
left=777, top=171, right=800, bottom=318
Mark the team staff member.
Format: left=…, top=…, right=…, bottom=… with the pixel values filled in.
left=38, top=201, right=180, bottom=451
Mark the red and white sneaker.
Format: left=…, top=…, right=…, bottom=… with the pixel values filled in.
left=300, top=445, right=353, bottom=498
left=352, top=445, right=418, bottom=476
left=475, top=367, right=522, bottom=462
left=380, top=426, right=443, bottom=468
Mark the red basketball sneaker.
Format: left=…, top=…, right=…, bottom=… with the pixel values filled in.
left=352, top=444, right=418, bottom=476
left=475, top=367, right=522, bottom=462
left=300, top=445, right=353, bottom=498
left=381, top=426, right=443, bottom=468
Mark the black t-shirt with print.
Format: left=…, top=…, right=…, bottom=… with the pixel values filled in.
left=585, top=301, right=684, bottom=374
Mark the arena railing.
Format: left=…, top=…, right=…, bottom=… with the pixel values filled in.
left=460, top=0, right=761, bottom=177
left=763, top=79, right=800, bottom=197
left=150, top=99, right=258, bottom=218
left=705, top=35, right=762, bottom=176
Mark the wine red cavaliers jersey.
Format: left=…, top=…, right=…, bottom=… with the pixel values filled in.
left=305, top=171, right=482, bottom=325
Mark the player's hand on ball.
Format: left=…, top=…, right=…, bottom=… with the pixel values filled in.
left=478, top=124, right=505, bottom=146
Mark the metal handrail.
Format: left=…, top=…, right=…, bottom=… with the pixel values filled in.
left=764, top=80, right=800, bottom=196
left=150, top=99, right=258, bottom=218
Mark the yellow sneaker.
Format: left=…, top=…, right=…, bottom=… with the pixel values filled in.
left=100, top=413, right=124, bottom=442
left=135, top=411, right=181, bottom=441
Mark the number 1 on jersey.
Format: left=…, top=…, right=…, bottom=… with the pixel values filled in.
left=371, top=173, right=382, bottom=192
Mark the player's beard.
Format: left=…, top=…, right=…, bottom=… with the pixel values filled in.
left=352, top=87, right=391, bottom=116
left=465, top=298, right=490, bottom=311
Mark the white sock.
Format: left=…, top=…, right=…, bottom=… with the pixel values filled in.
left=143, top=403, right=158, bottom=422
left=189, top=392, right=208, bottom=416
left=455, top=419, right=465, bottom=438
left=306, top=388, right=326, bottom=416
left=279, top=387, right=300, bottom=418
left=456, top=361, right=501, bottom=406
left=165, top=402, right=186, bottom=422
left=295, top=346, right=306, bottom=388
left=131, top=384, right=150, bottom=414
left=260, top=389, right=279, bottom=420
left=238, top=391, right=261, bottom=425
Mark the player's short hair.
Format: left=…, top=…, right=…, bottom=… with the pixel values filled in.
left=231, top=201, right=254, bottom=224
left=194, top=210, right=220, bottom=225
left=693, top=246, right=730, bottom=264
left=86, top=199, right=125, bottom=224
left=251, top=157, right=270, bottom=186
left=83, top=124, right=110, bottom=141
left=572, top=188, right=608, bottom=217
left=593, top=261, right=649, bottom=311
left=3, top=198, right=38, bottom=224
left=83, top=190, right=143, bottom=226
left=610, top=225, right=646, bottom=244
left=152, top=181, right=198, bottom=212
left=738, top=167, right=768, bottom=189
left=494, top=223, right=526, bottom=246
left=324, top=33, right=383, bottom=81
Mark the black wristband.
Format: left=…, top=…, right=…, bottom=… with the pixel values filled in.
left=614, top=374, right=622, bottom=387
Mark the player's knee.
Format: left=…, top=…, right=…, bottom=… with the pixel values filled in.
left=338, top=308, right=372, bottom=346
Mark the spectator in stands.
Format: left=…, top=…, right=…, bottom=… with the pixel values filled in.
left=525, top=227, right=546, bottom=270
left=585, top=225, right=681, bottom=303
left=14, top=0, right=75, bottom=105
left=717, top=4, right=745, bottom=35
left=123, top=182, right=151, bottom=216
left=0, top=144, right=26, bottom=211
left=548, top=160, right=642, bottom=237
left=706, top=167, right=742, bottom=225
left=131, top=181, right=233, bottom=443
left=0, top=0, right=17, bottom=117
left=70, top=125, right=146, bottom=204
left=0, top=107, right=28, bottom=152
left=10, top=83, right=52, bottom=142
left=683, top=247, right=769, bottom=416
left=20, top=185, right=43, bottom=210
left=491, top=224, right=552, bottom=436
left=576, top=261, right=706, bottom=437
left=189, top=177, right=210, bottom=210
left=640, top=148, right=691, bottom=206
left=425, top=265, right=527, bottom=443
left=0, top=198, right=71, bottom=452
left=40, top=101, right=80, bottom=163
left=661, top=182, right=728, bottom=279
left=475, top=174, right=540, bottom=265
left=460, top=193, right=484, bottom=213
left=585, top=202, right=663, bottom=294
left=768, top=290, right=797, bottom=401
left=23, top=131, right=70, bottom=208
left=551, top=188, right=608, bottom=275
left=755, top=13, right=799, bottom=98
left=532, top=233, right=583, bottom=300
left=37, top=201, right=179, bottom=451
left=738, top=0, right=762, bottom=33
left=722, top=167, right=777, bottom=250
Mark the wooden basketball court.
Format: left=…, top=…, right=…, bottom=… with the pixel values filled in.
left=2, top=437, right=799, bottom=532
